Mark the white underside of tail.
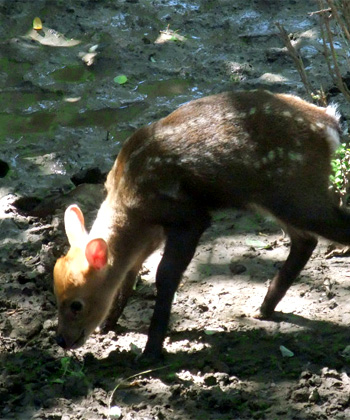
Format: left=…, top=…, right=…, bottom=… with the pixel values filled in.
left=325, top=103, right=341, bottom=152
left=325, top=126, right=341, bottom=152
left=326, top=103, right=340, bottom=120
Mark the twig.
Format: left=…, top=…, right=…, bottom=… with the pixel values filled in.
left=326, top=0, right=350, bottom=70
left=275, top=22, right=313, bottom=99
left=318, top=0, right=350, bottom=101
left=326, top=0, right=350, bottom=42
left=108, top=364, right=171, bottom=419
left=318, top=1, right=336, bottom=83
left=309, top=7, right=331, bottom=17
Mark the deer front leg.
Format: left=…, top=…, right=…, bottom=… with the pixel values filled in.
left=103, top=227, right=164, bottom=332
left=143, top=214, right=211, bottom=359
left=102, top=269, right=138, bottom=332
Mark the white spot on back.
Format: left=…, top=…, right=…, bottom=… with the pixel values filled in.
left=263, top=104, right=272, bottom=114
left=288, top=151, right=303, bottom=163
left=226, top=111, right=246, bottom=119
left=267, top=150, right=275, bottom=160
left=129, top=143, right=148, bottom=160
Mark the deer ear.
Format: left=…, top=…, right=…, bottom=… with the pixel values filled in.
left=85, top=238, right=108, bottom=270
left=64, top=205, right=87, bottom=247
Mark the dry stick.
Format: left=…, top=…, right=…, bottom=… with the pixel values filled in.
left=327, top=0, right=350, bottom=70
left=327, top=0, right=350, bottom=42
left=342, top=0, right=350, bottom=27
left=275, top=23, right=313, bottom=100
left=108, top=365, right=170, bottom=419
left=340, top=0, right=350, bottom=71
left=309, top=7, right=331, bottom=17
left=318, top=2, right=337, bottom=83
left=317, top=0, right=350, bottom=102
left=322, top=7, right=350, bottom=101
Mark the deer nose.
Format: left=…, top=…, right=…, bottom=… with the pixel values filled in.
left=56, top=334, right=67, bottom=349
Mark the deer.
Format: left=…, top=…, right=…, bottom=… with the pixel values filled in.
left=53, top=89, right=346, bottom=360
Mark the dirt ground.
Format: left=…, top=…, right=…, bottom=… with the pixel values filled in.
left=2, top=1, right=350, bottom=419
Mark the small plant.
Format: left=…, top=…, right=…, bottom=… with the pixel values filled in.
left=51, top=356, right=85, bottom=384
left=276, top=3, right=350, bottom=204
left=330, top=143, right=350, bottom=205
left=154, top=25, right=186, bottom=44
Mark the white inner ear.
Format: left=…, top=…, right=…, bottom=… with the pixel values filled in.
left=64, top=204, right=88, bottom=247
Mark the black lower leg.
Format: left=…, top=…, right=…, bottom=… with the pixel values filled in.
left=102, top=269, right=137, bottom=332
left=259, top=228, right=317, bottom=317
left=143, top=214, right=211, bottom=358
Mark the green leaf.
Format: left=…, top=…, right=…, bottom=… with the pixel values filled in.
left=114, top=75, right=128, bottom=84
left=51, top=378, right=65, bottom=384
left=279, top=345, right=294, bottom=358
left=130, top=343, right=142, bottom=355
left=60, top=357, right=71, bottom=369
left=204, top=327, right=224, bottom=335
left=245, top=239, right=267, bottom=249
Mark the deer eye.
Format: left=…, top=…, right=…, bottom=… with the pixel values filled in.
left=70, top=300, right=84, bottom=314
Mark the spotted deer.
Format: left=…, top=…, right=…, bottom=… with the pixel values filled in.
left=53, top=89, right=346, bottom=359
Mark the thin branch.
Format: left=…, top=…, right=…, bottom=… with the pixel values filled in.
left=322, top=4, right=350, bottom=101
left=342, top=0, right=350, bottom=26
left=326, top=0, right=350, bottom=42
left=309, top=7, right=331, bottom=17
left=275, top=22, right=313, bottom=99
left=318, top=1, right=336, bottom=84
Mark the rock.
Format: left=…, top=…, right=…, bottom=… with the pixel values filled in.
left=12, top=196, right=42, bottom=213
left=204, top=374, right=217, bottom=386
left=291, top=388, right=309, bottom=403
left=229, top=263, right=247, bottom=275
left=308, top=388, right=320, bottom=403
left=0, top=160, right=10, bottom=177
left=43, top=319, right=56, bottom=330
left=212, top=361, right=230, bottom=375
left=9, top=316, right=42, bottom=340
left=71, top=167, right=105, bottom=186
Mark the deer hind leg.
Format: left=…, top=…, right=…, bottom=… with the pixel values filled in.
left=303, top=204, right=350, bottom=246
left=261, top=189, right=350, bottom=246
left=257, top=193, right=350, bottom=317
left=257, top=226, right=318, bottom=318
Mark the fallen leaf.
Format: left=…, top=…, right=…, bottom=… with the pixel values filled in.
left=114, top=75, right=128, bottom=84
left=33, top=17, right=43, bottom=30
left=280, top=345, right=294, bottom=358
